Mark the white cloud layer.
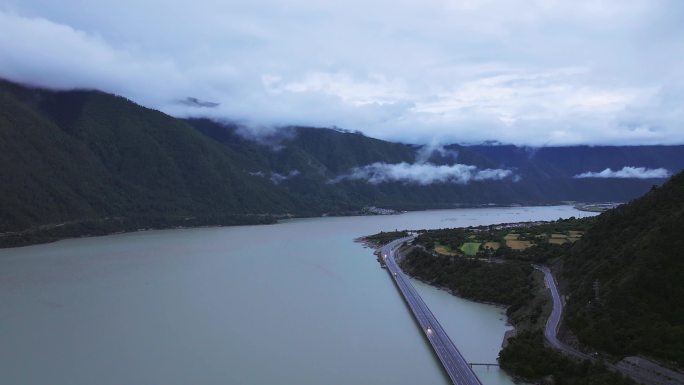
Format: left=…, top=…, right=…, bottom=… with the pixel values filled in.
left=574, top=167, right=671, bottom=179
left=1, top=0, right=683, bottom=145
left=334, top=162, right=514, bottom=185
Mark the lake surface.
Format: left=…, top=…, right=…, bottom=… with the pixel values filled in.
left=0, top=206, right=594, bottom=385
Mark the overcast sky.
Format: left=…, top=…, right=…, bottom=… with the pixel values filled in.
left=1, top=0, right=683, bottom=146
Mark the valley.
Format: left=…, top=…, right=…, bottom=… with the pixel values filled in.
left=2, top=79, right=683, bottom=247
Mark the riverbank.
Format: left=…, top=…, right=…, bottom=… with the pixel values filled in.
left=363, top=238, right=524, bottom=353
left=0, top=214, right=284, bottom=249
left=573, top=202, right=623, bottom=212
left=3, top=202, right=574, bottom=250
left=393, top=245, right=527, bottom=346
left=371, top=234, right=637, bottom=384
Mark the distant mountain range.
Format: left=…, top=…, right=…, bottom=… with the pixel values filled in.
left=2, top=78, right=684, bottom=242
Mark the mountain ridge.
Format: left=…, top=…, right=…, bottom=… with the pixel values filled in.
left=2, top=78, right=684, bottom=245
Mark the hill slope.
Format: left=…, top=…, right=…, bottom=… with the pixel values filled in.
left=562, top=171, right=684, bottom=367
left=0, top=79, right=302, bottom=234
left=189, top=118, right=684, bottom=209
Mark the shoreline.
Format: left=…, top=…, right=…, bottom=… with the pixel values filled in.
left=1, top=202, right=578, bottom=250
left=377, top=240, right=517, bottom=358
left=407, top=273, right=518, bottom=349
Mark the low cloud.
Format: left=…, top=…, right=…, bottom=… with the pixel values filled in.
left=415, top=142, right=459, bottom=163
left=574, top=166, right=671, bottom=179
left=179, top=97, right=219, bottom=108
left=270, top=170, right=300, bottom=184
left=249, top=169, right=300, bottom=184
left=225, top=121, right=297, bottom=150
left=1, top=1, right=684, bottom=146
left=333, top=162, right=514, bottom=185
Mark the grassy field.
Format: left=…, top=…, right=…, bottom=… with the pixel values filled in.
left=549, top=233, right=568, bottom=245
left=460, top=242, right=481, bottom=256
left=567, top=230, right=583, bottom=242
left=414, top=218, right=593, bottom=262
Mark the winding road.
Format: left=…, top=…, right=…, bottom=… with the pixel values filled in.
left=535, top=265, right=591, bottom=360
left=536, top=266, right=684, bottom=385
left=382, top=238, right=483, bottom=385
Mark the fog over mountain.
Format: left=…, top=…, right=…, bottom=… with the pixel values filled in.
left=2, top=78, right=684, bottom=247
left=333, top=162, right=515, bottom=185
left=574, top=166, right=671, bottom=179
left=1, top=0, right=683, bottom=145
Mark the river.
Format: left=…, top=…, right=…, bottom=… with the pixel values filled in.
left=0, top=206, right=593, bottom=385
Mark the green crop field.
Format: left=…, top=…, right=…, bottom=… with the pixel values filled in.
left=460, top=242, right=481, bottom=256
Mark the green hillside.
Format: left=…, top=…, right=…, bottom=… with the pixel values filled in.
left=0, top=80, right=302, bottom=240
left=563, top=171, right=684, bottom=367
left=2, top=78, right=684, bottom=247
left=377, top=173, right=684, bottom=379
left=398, top=172, right=684, bottom=368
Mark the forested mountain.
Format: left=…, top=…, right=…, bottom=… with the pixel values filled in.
left=0, top=79, right=304, bottom=235
left=562, top=170, right=684, bottom=367
left=188, top=118, right=684, bottom=209
left=2, top=78, right=684, bottom=244
left=464, top=144, right=684, bottom=179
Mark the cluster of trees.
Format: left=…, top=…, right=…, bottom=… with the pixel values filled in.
left=413, top=228, right=472, bottom=251
left=497, top=242, right=572, bottom=263
left=363, top=231, right=409, bottom=246
left=400, top=248, right=534, bottom=305
left=500, top=332, right=635, bottom=385
left=0, top=214, right=279, bottom=248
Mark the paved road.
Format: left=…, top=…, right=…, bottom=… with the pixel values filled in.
left=537, top=265, right=684, bottom=385
left=382, top=238, right=483, bottom=385
left=535, top=265, right=591, bottom=360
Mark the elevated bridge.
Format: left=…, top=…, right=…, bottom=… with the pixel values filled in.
left=381, top=238, right=483, bottom=385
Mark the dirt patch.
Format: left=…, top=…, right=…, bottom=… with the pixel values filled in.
left=434, top=243, right=458, bottom=256
left=483, top=241, right=501, bottom=250
left=506, top=239, right=532, bottom=250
